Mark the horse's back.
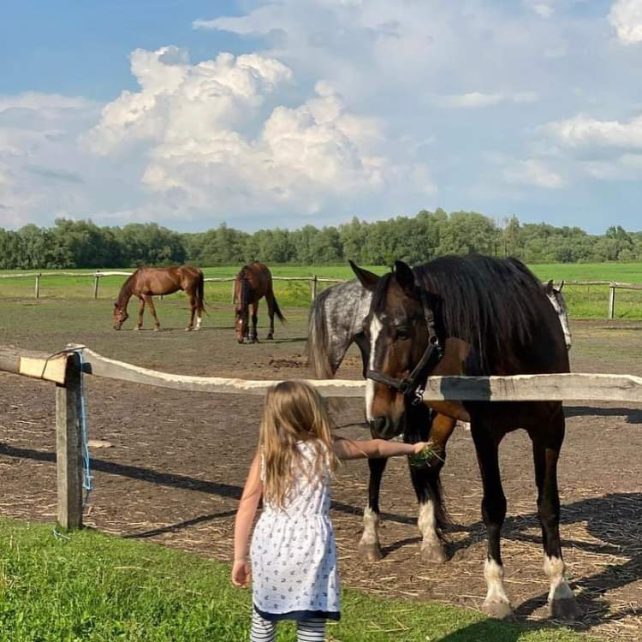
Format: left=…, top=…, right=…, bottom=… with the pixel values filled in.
left=417, top=255, right=568, bottom=376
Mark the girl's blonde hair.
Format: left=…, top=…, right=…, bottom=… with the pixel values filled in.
left=259, top=380, right=337, bottom=509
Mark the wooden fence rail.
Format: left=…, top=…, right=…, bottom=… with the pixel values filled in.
left=1, top=343, right=642, bottom=531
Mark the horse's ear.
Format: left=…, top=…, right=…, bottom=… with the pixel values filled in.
left=558, top=280, right=565, bottom=292
left=393, top=260, right=416, bottom=297
left=349, top=260, right=379, bottom=291
left=544, top=279, right=554, bottom=295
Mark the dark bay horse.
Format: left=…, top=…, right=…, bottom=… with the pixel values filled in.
left=306, top=276, right=572, bottom=567
left=350, top=255, right=578, bottom=620
left=233, top=262, right=285, bottom=343
left=113, top=265, right=205, bottom=331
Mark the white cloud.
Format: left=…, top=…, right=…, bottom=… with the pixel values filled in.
left=609, top=0, right=642, bottom=44
left=582, top=153, right=642, bottom=179
left=503, top=159, right=565, bottom=188
left=524, top=1, right=555, bottom=19
left=433, top=91, right=538, bottom=109
left=86, top=48, right=402, bottom=217
left=545, top=112, right=642, bottom=149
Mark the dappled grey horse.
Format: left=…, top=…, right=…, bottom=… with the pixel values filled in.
left=307, top=274, right=572, bottom=566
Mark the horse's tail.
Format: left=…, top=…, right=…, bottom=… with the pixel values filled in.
left=272, top=293, right=286, bottom=324
left=306, top=288, right=335, bottom=379
left=196, top=270, right=206, bottom=314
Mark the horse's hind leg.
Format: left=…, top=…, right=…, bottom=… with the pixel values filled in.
left=186, top=293, right=196, bottom=331
left=358, top=456, right=388, bottom=562
left=145, top=295, right=161, bottom=331
left=471, top=422, right=513, bottom=619
left=531, top=408, right=579, bottom=620
left=250, top=302, right=258, bottom=342
left=135, top=297, right=145, bottom=330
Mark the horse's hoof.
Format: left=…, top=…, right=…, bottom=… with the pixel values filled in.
left=550, top=597, right=581, bottom=621
left=134, top=327, right=141, bottom=331
left=421, top=542, right=447, bottom=564
left=358, top=541, right=383, bottom=562
left=154, top=327, right=160, bottom=332
left=266, top=334, right=274, bottom=340
left=482, top=599, right=514, bottom=620
left=185, top=327, right=193, bottom=332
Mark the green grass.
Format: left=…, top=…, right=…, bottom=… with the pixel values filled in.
left=0, top=263, right=641, bottom=318
left=0, top=518, right=597, bottom=642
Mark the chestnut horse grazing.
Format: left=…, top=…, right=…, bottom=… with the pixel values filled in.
left=233, top=262, right=285, bottom=343
left=113, top=266, right=205, bottom=331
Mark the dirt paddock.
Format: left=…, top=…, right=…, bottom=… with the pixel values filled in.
left=0, top=299, right=641, bottom=640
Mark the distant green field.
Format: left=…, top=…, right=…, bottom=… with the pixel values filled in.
left=0, top=263, right=641, bottom=318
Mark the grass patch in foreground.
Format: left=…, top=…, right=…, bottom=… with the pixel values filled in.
left=0, top=519, right=597, bottom=642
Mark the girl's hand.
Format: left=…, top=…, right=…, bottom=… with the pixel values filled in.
left=412, top=441, right=431, bottom=454
left=231, top=559, right=251, bottom=587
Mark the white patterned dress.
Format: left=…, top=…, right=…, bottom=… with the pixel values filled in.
left=250, top=440, right=340, bottom=621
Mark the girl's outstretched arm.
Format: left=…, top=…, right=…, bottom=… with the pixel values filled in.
left=231, top=451, right=262, bottom=587
left=333, top=437, right=429, bottom=460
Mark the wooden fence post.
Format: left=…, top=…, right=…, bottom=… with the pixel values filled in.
left=93, top=273, right=100, bottom=299
left=35, top=273, right=41, bottom=299
left=608, top=285, right=616, bottom=320
left=311, top=275, right=318, bottom=302
left=56, top=352, right=83, bottom=530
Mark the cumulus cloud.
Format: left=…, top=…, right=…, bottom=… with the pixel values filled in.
left=609, top=0, right=642, bottom=44
left=86, top=47, right=400, bottom=217
left=544, top=113, right=642, bottom=149
left=503, top=159, right=565, bottom=188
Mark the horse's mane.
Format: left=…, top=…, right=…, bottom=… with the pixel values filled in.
left=372, top=255, right=550, bottom=371
left=116, top=268, right=141, bottom=306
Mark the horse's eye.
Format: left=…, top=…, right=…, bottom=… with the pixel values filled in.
left=395, top=328, right=410, bottom=340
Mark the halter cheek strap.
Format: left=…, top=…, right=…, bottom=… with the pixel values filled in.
left=366, top=289, right=443, bottom=405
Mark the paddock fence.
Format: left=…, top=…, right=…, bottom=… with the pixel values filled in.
left=1, top=343, right=641, bottom=532
left=1, top=271, right=642, bottom=317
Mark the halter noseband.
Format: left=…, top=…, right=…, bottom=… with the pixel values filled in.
left=366, top=289, right=443, bottom=405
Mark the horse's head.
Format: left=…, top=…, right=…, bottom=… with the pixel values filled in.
left=113, top=302, right=129, bottom=330
left=234, top=304, right=249, bottom=343
left=350, top=260, right=441, bottom=440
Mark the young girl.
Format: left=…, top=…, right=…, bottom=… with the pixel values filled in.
left=231, top=380, right=430, bottom=642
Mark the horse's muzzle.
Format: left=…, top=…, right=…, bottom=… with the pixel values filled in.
left=369, top=415, right=404, bottom=440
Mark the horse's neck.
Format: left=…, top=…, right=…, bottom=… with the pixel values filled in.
left=116, top=281, right=133, bottom=309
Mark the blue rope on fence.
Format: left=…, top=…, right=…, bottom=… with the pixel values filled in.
left=76, top=348, right=93, bottom=506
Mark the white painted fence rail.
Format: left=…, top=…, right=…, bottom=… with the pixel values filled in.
left=1, top=342, right=641, bottom=531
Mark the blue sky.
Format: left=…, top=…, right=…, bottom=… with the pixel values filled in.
left=1, top=0, right=642, bottom=233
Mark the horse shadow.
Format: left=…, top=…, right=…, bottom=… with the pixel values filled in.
left=444, top=492, right=641, bottom=631
left=564, top=405, right=642, bottom=424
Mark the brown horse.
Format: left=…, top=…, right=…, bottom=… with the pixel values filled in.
left=233, top=262, right=285, bottom=343
left=112, top=265, right=205, bottom=331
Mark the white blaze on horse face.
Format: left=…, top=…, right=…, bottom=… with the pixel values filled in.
left=365, top=315, right=383, bottom=422
left=483, top=558, right=511, bottom=607
left=544, top=555, right=574, bottom=603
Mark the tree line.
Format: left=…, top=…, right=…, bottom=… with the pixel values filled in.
left=1, top=210, right=640, bottom=270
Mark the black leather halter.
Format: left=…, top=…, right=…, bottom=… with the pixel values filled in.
left=366, top=289, right=443, bottom=405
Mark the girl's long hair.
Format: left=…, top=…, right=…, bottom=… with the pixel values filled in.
left=259, top=380, right=337, bottom=509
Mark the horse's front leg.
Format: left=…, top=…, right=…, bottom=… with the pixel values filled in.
left=250, top=302, right=258, bottom=343
left=145, top=295, right=161, bottom=331
left=135, top=297, right=145, bottom=330
left=532, top=409, right=579, bottom=620
left=358, top=456, right=388, bottom=562
left=471, top=423, right=513, bottom=619
left=406, top=409, right=452, bottom=563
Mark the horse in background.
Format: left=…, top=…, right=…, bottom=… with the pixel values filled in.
left=112, top=266, right=205, bottom=331
left=233, top=262, right=285, bottom=343
left=351, top=255, right=577, bottom=620
left=545, top=280, right=571, bottom=350
left=306, top=269, right=573, bottom=589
